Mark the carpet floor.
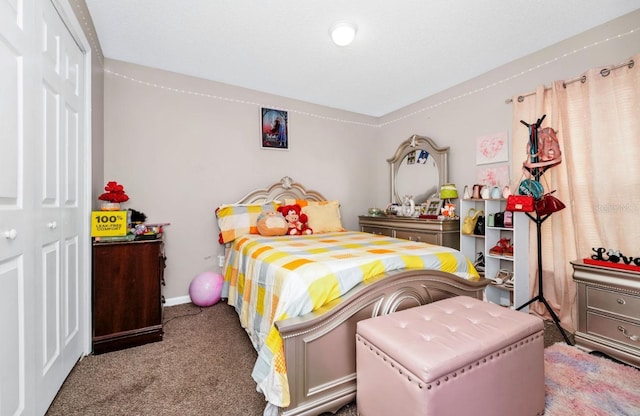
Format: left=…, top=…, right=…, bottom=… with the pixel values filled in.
left=544, top=343, right=640, bottom=415
left=46, top=302, right=598, bottom=416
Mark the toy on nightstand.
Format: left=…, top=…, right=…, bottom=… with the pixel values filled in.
left=441, top=202, right=456, bottom=218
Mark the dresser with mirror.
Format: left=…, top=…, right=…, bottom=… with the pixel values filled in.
left=359, top=135, right=460, bottom=249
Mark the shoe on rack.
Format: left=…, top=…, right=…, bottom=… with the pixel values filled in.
left=503, top=275, right=515, bottom=288
left=488, top=244, right=503, bottom=256
left=492, top=269, right=512, bottom=285
left=489, top=238, right=511, bottom=256
left=489, top=238, right=511, bottom=257
left=503, top=240, right=514, bottom=257
left=473, top=252, right=485, bottom=273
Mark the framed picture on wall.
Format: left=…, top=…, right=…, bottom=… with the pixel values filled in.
left=476, top=131, right=508, bottom=165
left=261, top=108, right=289, bottom=150
left=476, top=164, right=510, bottom=188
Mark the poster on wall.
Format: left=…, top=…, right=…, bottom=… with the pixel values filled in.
left=476, top=131, right=508, bottom=165
left=261, top=108, right=289, bottom=150
left=476, top=164, right=510, bottom=188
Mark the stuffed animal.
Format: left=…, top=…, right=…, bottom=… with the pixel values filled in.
left=277, top=204, right=313, bottom=235
left=256, top=210, right=288, bottom=236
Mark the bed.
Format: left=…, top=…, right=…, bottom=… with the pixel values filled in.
left=218, top=175, right=491, bottom=416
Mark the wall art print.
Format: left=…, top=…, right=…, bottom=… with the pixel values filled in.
left=476, top=131, right=508, bottom=165
left=477, top=164, right=510, bottom=188
left=261, top=108, right=288, bottom=150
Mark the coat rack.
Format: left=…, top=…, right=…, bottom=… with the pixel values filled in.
left=515, top=115, right=573, bottom=345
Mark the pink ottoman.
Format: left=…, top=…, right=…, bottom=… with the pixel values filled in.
left=356, top=296, right=545, bottom=416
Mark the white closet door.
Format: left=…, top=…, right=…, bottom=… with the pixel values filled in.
left=0, top=0, right=37, bottom=415
left=35, top=0, right=86, bottom=413
left=1, top=0, right=88, bottom=414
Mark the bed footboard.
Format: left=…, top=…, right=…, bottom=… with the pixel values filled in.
left=275, top=269, right=490, bottom=416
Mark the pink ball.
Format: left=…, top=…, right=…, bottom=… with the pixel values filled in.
left=189, top=271, right=224, bottom=307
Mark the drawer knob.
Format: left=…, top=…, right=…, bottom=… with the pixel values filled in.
left=617, top=298, right=626, bottom=305
left=618, top=325, right=640, bottom=342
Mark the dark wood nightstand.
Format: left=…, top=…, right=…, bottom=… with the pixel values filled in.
left=92, top=238, right=166, bottom=354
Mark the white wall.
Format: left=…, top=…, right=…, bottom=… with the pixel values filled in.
left=372, top=10, right=640, bottom=209
left=103, top=10, right=640, bottom=302
left=103, top=60, right=377, bottom=299
left=69, top=1, right=105, bottom=208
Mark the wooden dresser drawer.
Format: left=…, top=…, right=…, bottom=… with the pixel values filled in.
left=358, top=216, right=459, bottom=249
left=572, top=260, right=640, bottom=368
left=394, top=230, right=438, bottom=245
left=587, top=311, right=640, bottom=351
left=586, top=286, right=640, bottom=321
left=361, top=226, right=393, bottom=237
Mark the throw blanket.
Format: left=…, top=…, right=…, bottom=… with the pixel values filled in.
left=222, top=231, right=479, bottom=408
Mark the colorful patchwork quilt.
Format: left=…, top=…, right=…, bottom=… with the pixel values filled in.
left=222, top=231, right=479, bottom=408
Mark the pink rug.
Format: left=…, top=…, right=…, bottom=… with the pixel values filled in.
left=545, top=343, right=640, bottom=415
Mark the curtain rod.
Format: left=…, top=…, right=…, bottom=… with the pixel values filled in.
left=505, top=59, right=635, bottom=104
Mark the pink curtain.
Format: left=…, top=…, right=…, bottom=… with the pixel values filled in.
left=511, top=53, right=640, bottom=331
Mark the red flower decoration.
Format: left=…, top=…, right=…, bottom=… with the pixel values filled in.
left=98, top=181, right=129, bottom=203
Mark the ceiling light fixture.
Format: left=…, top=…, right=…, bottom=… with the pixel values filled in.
left=330, top=21, right=357, bottom=46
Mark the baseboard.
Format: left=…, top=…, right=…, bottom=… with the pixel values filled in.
left=165, top=295, right=191, bottom=306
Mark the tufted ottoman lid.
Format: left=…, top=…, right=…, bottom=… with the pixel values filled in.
left=356, top=296, right=544, bottom=383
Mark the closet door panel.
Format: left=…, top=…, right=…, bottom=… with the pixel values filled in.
left=39, top=4, right=63, bottom=391
left=0, top=259, right=27, bottom=416
left=0, top=1, right=36, bottom=415
left=35, top=1, right=87, bottom=413
left=58, top=0, right=84, bottom=364
left=1, top=0, right=88, bottom=413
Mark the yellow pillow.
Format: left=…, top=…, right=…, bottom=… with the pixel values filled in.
left=284, top=198, right=309, bottom=207
left=284, top=199, right=339, bottom=208
left=216, top=202, right=277, bottom=243
left=302, top=202, right=344, bottom=233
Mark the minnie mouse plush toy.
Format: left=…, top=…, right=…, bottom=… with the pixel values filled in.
left=277, top=204, right=313, bottom=235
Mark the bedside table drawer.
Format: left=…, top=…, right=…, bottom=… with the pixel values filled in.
left=587, top=311, right=640, bottom=351
left=586, top=286, right=640, bottom=321
left=394, top=230, right=437, bottom=245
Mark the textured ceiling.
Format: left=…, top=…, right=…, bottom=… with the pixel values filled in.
left=85, top=0, right=640, bottom=117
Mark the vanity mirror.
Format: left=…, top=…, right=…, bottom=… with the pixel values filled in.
left=388, top=134, right=449, bottom=206
left=359, top=135, right=458, bottom=248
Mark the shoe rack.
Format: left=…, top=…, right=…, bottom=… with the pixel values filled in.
left=459, top=198, right=530, bottom=311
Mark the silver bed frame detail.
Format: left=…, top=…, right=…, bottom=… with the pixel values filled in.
left=230, top=177, right=490, bottom=416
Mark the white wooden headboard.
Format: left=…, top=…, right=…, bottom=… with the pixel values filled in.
left=235, top=176, right=327, bottom=204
